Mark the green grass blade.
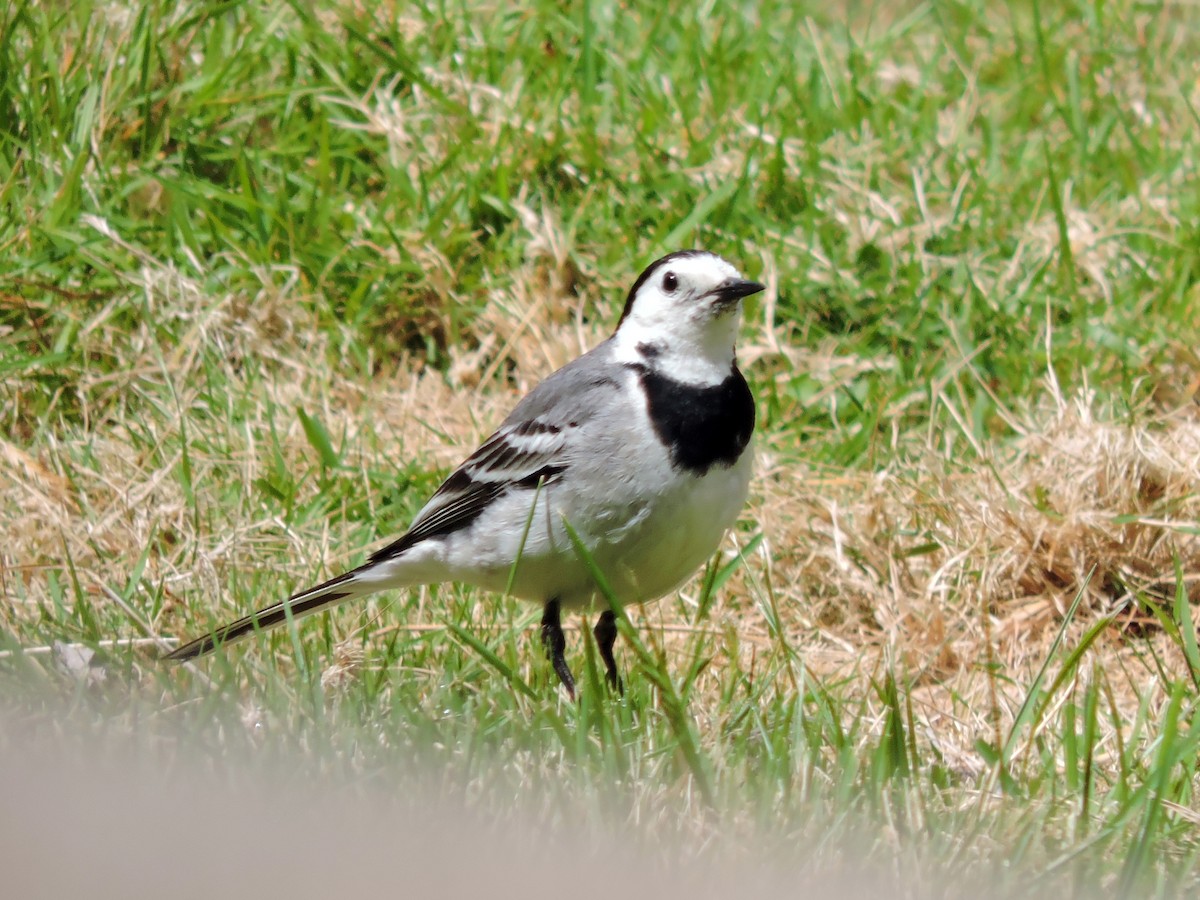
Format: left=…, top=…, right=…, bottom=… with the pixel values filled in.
left=296, top=405, right=341, bottom=470
left=1002, top=568, right=1094, bottom=764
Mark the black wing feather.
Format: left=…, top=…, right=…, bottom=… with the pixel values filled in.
left=368, top=422, right=568, bottom=564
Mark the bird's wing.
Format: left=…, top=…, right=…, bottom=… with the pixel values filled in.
left=370, top=342, right=626, bottom=563
left=367, top=418, right=571, bottom=563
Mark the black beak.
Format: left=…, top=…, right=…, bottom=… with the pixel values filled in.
left=712, top=277, right=766, bottom=303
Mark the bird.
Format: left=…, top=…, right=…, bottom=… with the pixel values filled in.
left=167, top=250, right=764, bottom=698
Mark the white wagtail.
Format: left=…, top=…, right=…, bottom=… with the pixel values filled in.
left=168, top=250, right=764, bottom=697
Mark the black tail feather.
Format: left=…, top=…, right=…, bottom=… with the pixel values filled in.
left=165, top=570, right=359, bottom=661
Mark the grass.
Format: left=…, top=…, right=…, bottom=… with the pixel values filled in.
left=4, top=0, right=1200, bottom=894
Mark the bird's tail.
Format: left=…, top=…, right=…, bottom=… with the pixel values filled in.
left=165, top=566, right=377, bottom=661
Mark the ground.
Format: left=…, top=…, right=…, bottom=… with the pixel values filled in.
left=3, top=0, right=1200, bottom=895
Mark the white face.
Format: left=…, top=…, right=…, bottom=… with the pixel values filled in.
left=614, top=251, right=763, bottom=383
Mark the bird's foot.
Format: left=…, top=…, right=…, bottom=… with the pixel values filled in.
left=594, top=609, right=623, bottom=695
left=541, top=599, right=576, bottom=700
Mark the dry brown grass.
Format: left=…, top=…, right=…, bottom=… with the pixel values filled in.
left=745, top=380, right=1200, bottom=760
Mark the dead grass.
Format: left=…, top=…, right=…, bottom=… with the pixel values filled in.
left=727, top=365, right=1200, bottom=777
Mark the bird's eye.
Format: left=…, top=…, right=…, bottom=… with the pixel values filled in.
left=662, top=271, right=678, bottom=292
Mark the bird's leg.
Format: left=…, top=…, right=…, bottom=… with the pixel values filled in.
left=593, top=609, right=623, bottom=694
left=540, top=599, right=575, bottom=699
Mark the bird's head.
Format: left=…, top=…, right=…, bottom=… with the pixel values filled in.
left=613, top=250, right=764, bottom=383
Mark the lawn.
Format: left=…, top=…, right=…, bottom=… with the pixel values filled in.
left=3, top=0, right=1200, bottom=895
